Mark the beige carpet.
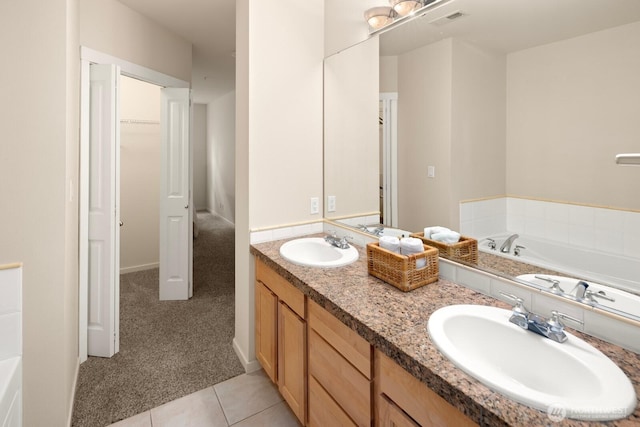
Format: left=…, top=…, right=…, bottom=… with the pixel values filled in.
left=72, top=212, right=244, bottom=426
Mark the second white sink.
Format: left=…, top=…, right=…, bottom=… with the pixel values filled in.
left=427, top=304, right=637, bottom=421
left=279, top=237, right=359, bottom=268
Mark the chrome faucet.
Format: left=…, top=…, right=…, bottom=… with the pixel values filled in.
left=583, top=289, right=616, bottom=304
left=499, top=233, right=519, bottom=253
left=324, top=232, right=352, bottom=249
left=534, top=275, right=564, bottom=294
left=573, top=280, right=590, bottom=299
left=500, top=292, right=583, bottom=343
left=357, top=224, right=384, bottom=236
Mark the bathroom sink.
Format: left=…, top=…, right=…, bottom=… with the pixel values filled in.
left=279, top=237, right=359, bottom=268
left=427, top=304, right=637, bottom=421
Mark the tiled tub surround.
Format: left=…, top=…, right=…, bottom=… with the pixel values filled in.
left=250, top=238, right=640, bottom=426
left=0, top=263, right=22, bottom=427
left=460, top=197, right=640, bottom=259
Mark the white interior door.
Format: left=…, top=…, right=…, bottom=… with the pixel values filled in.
left=87, top=63, right=120, bottom=357
left=160, top=88, right=192, bottom=300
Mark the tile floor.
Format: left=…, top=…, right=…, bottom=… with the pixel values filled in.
left=108, top=370, right=299, bottom=427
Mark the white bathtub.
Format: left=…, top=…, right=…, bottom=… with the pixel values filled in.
left=0, top=357, right=21, bottom=427
left=479, top=233, right=640, bottom=306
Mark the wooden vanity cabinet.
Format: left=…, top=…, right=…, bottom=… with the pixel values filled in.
left=255, top=259, right=306, bottom=424
left=307, top=299, right=373, bottom=427
left=374, top=350, right=477, bottom=427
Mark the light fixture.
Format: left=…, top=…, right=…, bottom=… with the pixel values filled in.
left=364, top=6, right=396, bottom=30
left=615, top=153, right=640, bottom=165
left=389, top=0, right=423, bottom=16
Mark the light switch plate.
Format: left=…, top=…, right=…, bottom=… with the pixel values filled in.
left=327, top=195, right=336, bottom=212
left=310, top=197, right=319, bottom=214
left=427, top=165, right=435, bottom=178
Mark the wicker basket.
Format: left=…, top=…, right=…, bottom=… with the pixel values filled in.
left=410, top=232, right=478, bottom=264
left=366, top=242, right=439, bottom=292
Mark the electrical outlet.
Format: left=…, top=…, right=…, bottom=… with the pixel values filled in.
left=327, top=195, right=336, bottom=212
left=310, top=197, right=319, bottom=214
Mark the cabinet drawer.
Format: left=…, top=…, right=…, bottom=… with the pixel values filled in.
left=308, top=299, right=372, bottom=379
left=256, top=258, right=305, bottom=318
left=375, top=350, right=477, bottom=427
left=309, top=329, right=372, bottom=427
left=308, top=374, right=357, bottom=427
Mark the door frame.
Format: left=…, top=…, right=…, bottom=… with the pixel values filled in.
left=79, top=47, right=190, bottom=362
left=380, top=93, right=398, bottom=228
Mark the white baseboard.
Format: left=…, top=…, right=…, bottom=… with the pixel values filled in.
left=120, top=262, right=159, bottom=275
left=204, top=209, right=235, bottom=227
left=67, top=357, right=80, bottom=427
left=232, top=337, right=261, bottom=374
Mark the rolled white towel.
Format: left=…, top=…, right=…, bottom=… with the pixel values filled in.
left=400, top=237, right=426, bottom=268
left=379, top=236, right=400, bottom=253
left=423, top=226, right=450, bottom=239
left=431, top=230, right=461, bottom=244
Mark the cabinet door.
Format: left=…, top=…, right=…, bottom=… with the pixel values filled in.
left=378, top=394, right=419, bottom=427
left=255, top=280, right=277, bottom=383
left=278, top=301, right=307, bottom=424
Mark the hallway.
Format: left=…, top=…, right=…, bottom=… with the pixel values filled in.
left=72, top=212, right=244, bottom=426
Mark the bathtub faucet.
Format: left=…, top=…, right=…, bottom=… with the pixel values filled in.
left=500, top=233, right=519, bottom=253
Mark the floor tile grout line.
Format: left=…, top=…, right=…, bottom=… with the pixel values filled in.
left=212, top=384, right=231, bottom=427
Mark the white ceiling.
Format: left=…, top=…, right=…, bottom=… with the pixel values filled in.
left=117, top=0, right=640, bottom=102
left=379, top=0, right=640, bottom=55
left=118, top=0, right=236, bottom=103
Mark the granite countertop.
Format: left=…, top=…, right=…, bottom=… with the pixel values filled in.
left=250, top=236, right=640, bottom=426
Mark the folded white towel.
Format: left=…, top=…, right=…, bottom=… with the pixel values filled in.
left=379, top=236, right=400, bottom=253
left=431, top=230, right=461, bottom=244
left=423, top=226, right=450, bottom=239
left=400, top=237, right=426, bottom=268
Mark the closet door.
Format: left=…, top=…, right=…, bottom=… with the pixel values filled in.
left=87, top=63, right=120, bottom=358
left=159, top=88, right=192, bottom=300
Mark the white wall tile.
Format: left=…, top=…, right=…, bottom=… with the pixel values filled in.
left=568, top=204, right=595, bottom=227
left=438, top=260, right=456, bottom=282
left=456, top=267, right=491, bottom=294
left=250, top=230, right=273, bottom=244
left=272, top=227, right=294, bottom=241
left=0, top=312, right=21, bottom=359
left=583, top=310, right=640, bottom=354
left=489, top=278, right=533, bottom=308
left=545, top=202, right=569, bottom=224
left=0, top=268, right=21, bottom=315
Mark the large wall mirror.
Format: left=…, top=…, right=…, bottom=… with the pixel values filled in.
left=323, top=0, right=640, bottom=321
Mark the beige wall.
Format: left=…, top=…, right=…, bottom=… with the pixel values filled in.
left=379, top=56, right=398, bottom=93
left=79, top=0, right=192, bottom=82
left=235, top=0, right=324, bottom=369
left=0, top=2, right=192, bottom=423
left=324, top=0, right=375, bottom=57
left=397, top=39, right=453, bottom=231
left=119, top=76, right=161, bottom=272
left=207, top=92, right=236, bottom=223
left=0, top=0, right=79, bottom=425
left=506, top=21, right=640, bottom=211
left=324, top=36, right=380, bottom=219
left=247, top=1, right=324, bottom=229
left=393, top=38, right=506, bottom=232
left=451, top=39, right=506, bottom=225
left=193, top=104, right=208, bottom=211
